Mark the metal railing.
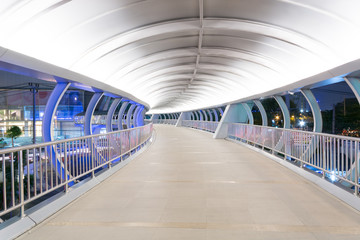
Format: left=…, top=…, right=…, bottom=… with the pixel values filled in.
left=153, top=119, right=178, bottom=125
left=182, top=120, right=219, bottom=133
left=0, top=123, right=153, bottom=219
left=228, top=123, right=360, bottom=196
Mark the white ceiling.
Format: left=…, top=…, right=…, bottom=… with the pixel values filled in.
left=1, top=0, right=360, bottom=113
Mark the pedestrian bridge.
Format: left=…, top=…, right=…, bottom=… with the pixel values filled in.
left=13, top=124, right=360, bottom=240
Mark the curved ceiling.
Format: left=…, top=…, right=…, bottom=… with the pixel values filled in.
left=1, top=0, right=360, bottom=113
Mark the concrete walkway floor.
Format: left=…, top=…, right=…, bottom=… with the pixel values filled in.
left=18, top=125, right=360, bottom=240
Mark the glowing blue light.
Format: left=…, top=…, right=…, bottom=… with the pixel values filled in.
left=330, top=171, right=337, bottom=182
left=299, top=120, right=305, bottom=127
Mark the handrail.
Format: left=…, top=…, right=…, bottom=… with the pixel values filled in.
left=227, top=123, right=360, bottom=196
left=180, top=120, right=360, bottom=196
left=230, top=123, right=360, bottom=142
left=182, top=120, right=219, bottom=133
left=0, top=123, right=153, bottom=219
left=153, top=119, right=177, bottom=125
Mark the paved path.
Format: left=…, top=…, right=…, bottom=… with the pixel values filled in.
left=18, top=125, right=360, bottom=240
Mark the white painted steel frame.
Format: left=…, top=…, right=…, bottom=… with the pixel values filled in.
left=227, top=123, right=360, bottom=196
left=182, top=120, right=219, bottom=133
left=0, top=123, right=153, bottom=218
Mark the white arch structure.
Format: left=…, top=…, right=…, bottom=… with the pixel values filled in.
left=1, top=1, right=360, bottom=114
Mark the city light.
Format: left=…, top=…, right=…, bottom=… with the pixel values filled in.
left=330, top=171, right=337, bottom=182
left=299, top=120, right=305, bottom=127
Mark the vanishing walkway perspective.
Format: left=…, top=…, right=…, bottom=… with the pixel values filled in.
left=18, top=125, right=360, bottom=240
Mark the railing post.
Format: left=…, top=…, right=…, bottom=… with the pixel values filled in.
left=64, top=143, right=69, bottom=193
left=91, top=137, right=95, bottom=178
left=271, top=129, right=275, bottom=155
left=322, top=136, right=326, bottom=179
left=19, top=150, right=25, bottom=218
left=129, top=130, right=132, bottom=156
left=107, top=134, right=111, bottom=168
left=284, top=131, right=287, bottom=161
left=355, top=141, right=359, bottom=196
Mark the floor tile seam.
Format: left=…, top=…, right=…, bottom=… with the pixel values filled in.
left=43, top=221, right=360, bottom=234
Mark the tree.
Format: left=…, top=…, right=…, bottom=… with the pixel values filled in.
left=6, top=126, right=22, bottom=147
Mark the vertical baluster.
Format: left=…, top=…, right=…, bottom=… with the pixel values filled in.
left=350, top=141, right=353, bottom=183
left=19, top=150, right=24, bottom=218
left=64, top=142, right=68, bottom=192
left=38, top=147, right=43, bottom=194
left=346, top=140, right=349, bottom=181
left=11, top=152, right=15, bottom=207
left=72, top=141, right=75, bottom=177
left=337, top=138, right=340, bottom=178
left=341, top=139, right=344, bottom=178
left=2, top=153, right=7, bottom=211
left=354, top=141, right=359, bottom=196
left=47, top=146, right=53, bottom=189
left=91, top=137, right=95, bottom=178
left=322, top=136, right=326, bottom=178
left=79, top=139, right=84, bottom=174
left=26, top=149, right=30, bottom=199
left=84, top=139, right=88, bottom=172
left=43, top=147, right=48, bottom=192
left=87, top=138, right=90, bottom=171
left=59, top=143, right=63, bottom=184
left=76, top=140, right=79, bottom=177
left=330, top=137, right=333, bottom=173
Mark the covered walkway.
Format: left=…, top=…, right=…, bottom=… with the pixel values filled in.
left=18, top=125, right=360, bottom=240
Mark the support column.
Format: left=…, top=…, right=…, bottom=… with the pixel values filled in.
left=42, top=82, right=71, bottom=142
left=203, top=110, right=209, bottom=121
left=207, top=110, right=213, bottom=121
left=218, top=107, right=224, bottom=115
left=342, top=77, right=360, bottom=188
left=253, top=100, right=268, bottom=126
left=126, top=104, right=136, bottom=129
left=197, top=111, right=203, bottom=121
left=133, top=105, right=141, bottom=127
left=117, top=101, right=129, bottom=130
left=136, top=107, right=145, bottom=127
left=273, top=95, right=290, bottom=129
left=213, top=109, right=219, bottom=122
left=42, top=82, right=70, bottom=183
left=176, top=112, right=191, bottom=127
left=301, top=89, right=322, bottom=132
left=273, top=95, right=290, bottom=153
left=214, top=103, right=248, bottom=139
left=106, top=98, right=122, bottom=133
left=84, top=92, right=103, bottom=136
left=344, top=77, right=360, bottom=104
left=193, top=111, right=197, bottom=120
left=241, top=103, right=254, bottom=125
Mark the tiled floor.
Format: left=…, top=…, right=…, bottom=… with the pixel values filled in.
left=18, top=125, right=360, bottom=239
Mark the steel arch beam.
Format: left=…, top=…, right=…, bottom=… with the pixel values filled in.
left=241, top=103, right=254, bottom=125
left=253, top=99, right=268, bottom=126
left=344, top=77, right=360, bottom=105
left=42, top=82, right=71, bottom=142
left=117, top=101, right=129, bottom=130
left=273, top=95, right=290, bottom=129
left=106, top=98, right=122, bottom=133
left=300, top=89, right=322, bottom=132
left=132, top=105, right=141, bottom=127
left=126, top=104, right=136, bottom=129
left=84, top=92, right=104, bottom=136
